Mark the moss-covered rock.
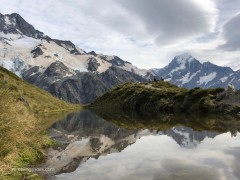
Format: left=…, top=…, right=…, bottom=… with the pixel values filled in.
left=92, top=81, right=240, bottom=116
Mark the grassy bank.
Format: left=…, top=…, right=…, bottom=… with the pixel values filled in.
left=0, top=67, right=81, bottom=179
left=92, top=81, right=240, bottom=116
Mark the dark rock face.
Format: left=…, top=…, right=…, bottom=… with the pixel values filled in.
left=98, top=55, right=131, bottom=67
left=88, top=51, right=97, bottom=56
left=100, top=67, right=146, bottom=88
left=52, top=39, right=84, bottom=55
left=111, top=56, right=128, bottom=67
left=49, top=73, right=108, bottom=104
left=44, top=61, right=72, bottom=77
left=87, top=58, right=100, bottom=72
left=22, top=66, right=41, bottom=82
left=151, top=54, right=240, bottom=89
left=31, top=46, right=43, bottom=58
left=23, top=61, right=77, bottom=91
left=23, top=62, right=147, bottom=104
left=0, top=13, right=44, bottom=38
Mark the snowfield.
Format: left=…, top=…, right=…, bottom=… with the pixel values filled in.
left=199, top=72, right=217, bottom=85
left=0, top=34, right=150, bottom=77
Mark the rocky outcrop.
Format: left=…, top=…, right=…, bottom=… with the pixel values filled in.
left=51, top=39, right=84, bottom=55
left=49, top=73, right=107, bottom=104
left=31, top=46, right=43, bottom=58
left=87, top=58, right=100, bottom=72
left=100, top=67, right=147, bottom=88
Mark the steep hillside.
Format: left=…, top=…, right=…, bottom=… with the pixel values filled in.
left=92, top=81, right=240, bottom=116
left=0, top=66, right=80, bottom=179
left=151, top=53, right=240, bottom=89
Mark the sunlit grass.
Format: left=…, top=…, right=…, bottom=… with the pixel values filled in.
left=0, top=67, right=81, bottom=179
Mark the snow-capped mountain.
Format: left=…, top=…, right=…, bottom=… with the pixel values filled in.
left=1, top=13, right=239, bottom=104
left=0, top=13, right=152, bottom=103
left=151, top=53, right=240, bottom=89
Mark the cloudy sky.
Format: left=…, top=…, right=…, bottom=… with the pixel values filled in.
left=1, top=0, right=240, bottom=69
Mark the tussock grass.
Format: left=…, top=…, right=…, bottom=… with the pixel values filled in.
left=93, top=81, right=186, bottom=113
left=0, top=67, right=81, bottom=179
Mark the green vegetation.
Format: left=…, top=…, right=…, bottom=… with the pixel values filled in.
left=92, top=81, right=240, bottom=116
left=0, top=67, right=81, bottom=179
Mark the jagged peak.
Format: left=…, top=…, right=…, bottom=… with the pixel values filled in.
left=202, top=61, right=215, bottom=66
left=0, top=12, right=44, bottom=39
left=88, top=51, right=97, bottom=56
left=203, top=61, right=234, bottom=71
left=174, top=53, right=195, bottom=63
left=175, top=52, right=192, bottom=58
left=1, top=12, right=29, bottom=27
left=4, top=13, right=24, bottom=20
left=1, top=12, right=21, bottom=17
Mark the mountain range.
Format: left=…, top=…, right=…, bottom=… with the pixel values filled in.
left=0, top=13, right=151, bottom=104
left=151, top=53, right=240, bottom=89
left=0, top=13, right=239, bottom=104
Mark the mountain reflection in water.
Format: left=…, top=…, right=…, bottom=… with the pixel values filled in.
left=45, top=110, right=240, bottom=180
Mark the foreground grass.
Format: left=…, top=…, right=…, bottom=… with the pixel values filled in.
left=0, top=67, right=81, bottom=179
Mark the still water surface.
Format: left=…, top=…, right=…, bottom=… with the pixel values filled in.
left=45, top=110, right=240, bottom=180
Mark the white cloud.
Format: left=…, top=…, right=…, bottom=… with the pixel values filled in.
left=219, top=13, right=240, bottom=51
left=0, top=0, right=240, bottom=70
left=115, top=0, right=218, bottom=45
